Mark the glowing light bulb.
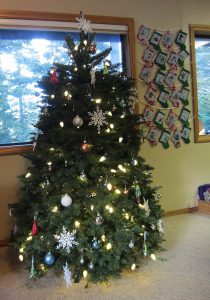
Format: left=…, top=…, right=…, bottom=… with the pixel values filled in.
left=25, top=173, right=31, bottom=178
left=83, top=40, right=87, bottom=46
left=108, top=111, right=112, bottom=116
left=52, top=206, right=58, bottom=212
left=83, top=64, right=86, bottom=68
left=83, top=270, right=88, bottom=278
left=105, top=205, right=110, bottom=210
left=119, top=137, right=123, bottom=143
left=109, top=206, right=114, bottom=213
left=74, top=45, right=78, bottom=51
left=106, top=242, right=112, bottom=250
left=49, top=148, right=55, bottom=152
left=74, top=67, right=78, bottom=71
left=99, top=156, right=106, bottom=162
left=106, top=128, right=111, bottom=133
left=107, top=183, right=112, bottom=191
left=133, top=160, right=138, bottom=166
left=64, top=91, right=68, bottom=96
left=120, top=114, right=125, bottom=119
left=19, top=255, right=24, bottom=261
left=110, top=124, right=114, bottom=129
left=51, top=94, right=55, bottom=99
left=47, top=162, right=52, bottom=166
left=151, top=254, right=156, bottom=261
left=40, top=264, right=45, bottom=271
left=111, top=169, right=116, bottom=173
left=101, top=235, right=106, bottom=242
left=26, top=235, right=32, bottom=241
left=115, top=189, right=121, bottom=194
left=125, top=213, right=129, bottom=220
left=75, top=221, right=80, bottom=228
left=60, top=121, right=64, bottom=127
left=90, top=205, right=94, bottom=211
left=95, top=98, right=102, bottom=104
left=19, top=247, right=24, bottom=253
left=131, top=263, right=136, bottom=270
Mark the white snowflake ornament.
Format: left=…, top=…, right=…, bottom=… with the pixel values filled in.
left=63, top=262, right=72, bottom=288
left=76, top=13, right=92, bottom=35
left=88, top=105, right=108, bottom=133
left=54, top=226, right=79, bottom=253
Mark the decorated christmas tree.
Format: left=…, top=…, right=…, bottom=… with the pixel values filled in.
left=9, top=13, right=164, bottom=287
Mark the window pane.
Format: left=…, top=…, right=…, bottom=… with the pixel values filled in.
left=195, top=36, right=210, bottom=135
left=0, top=29, right=123, bottom=145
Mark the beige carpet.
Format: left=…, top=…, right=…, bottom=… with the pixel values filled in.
left=1, top=213, right=210, bottom=300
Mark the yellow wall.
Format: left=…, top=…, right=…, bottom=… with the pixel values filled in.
left=1, top=0, right=210, bottom=239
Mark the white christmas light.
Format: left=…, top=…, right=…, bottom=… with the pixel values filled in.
left=51, top=94, right=55, bottom=99
left=111, top=169, right=116, bottom=173
left=83, top=40, right=87, bottom=46
left=19, top=255, right=24, bottom=261
left=109, top=206, right=114, bottom=213
left=49, top=148, right=55, bottom=152
left=40, top=264, right=45, bottom=271
left=131, top=263, right=136, bottom=270
left=74, top=67, right=78, bottom=71
left=99, top=156, right=106, bottom=162
left=106, top=242, right=112, bottom=250
left=47, top=162, right=52, bottom=166
left=74, top=45, right=78, bottom=51
left=105, top=205, right=110, bottom=210
left=151, top=254, right=156, bottom=261
left=108, top=111, right=112, bottom=116
left=64, top=91, right=68, bottom=96
left=106, top=128, right=111, bottom=133
left=133, top=160, right=138, bottom=166
left=119, top=137, right=123, bottom=143
left=52, top=206, right=58, bottom=212
left=26, top=235, right=32, bottom=241
left=25, top=172, right=31, bottom=178
left=95, top=98, right=101, bottom=104
left=101, top=235, right=106, bottom=242
left=110, top=124, right=114, bottom=129
left=120, top=114, right=125, bottom=119
left=83, top=64, right=86, bottom=68
left=115, top=189, right=121, bottom=194
left=107, top=183, right=112, bottom=191
left=125, top=213, right=129, bottom=220
left=83, top=270, right=88, bottom=278
left=60, top=121, right=64, bottom=127
left=90, top=205, right=94, bottom=211
left=75, top=221, right=80, bottom=228
left=19, top=247, right=24, bottom=253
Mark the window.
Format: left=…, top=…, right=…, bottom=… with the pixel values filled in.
left=0, top=11, right=136, bottom=155
left=190, top=25, right=210, bottom=142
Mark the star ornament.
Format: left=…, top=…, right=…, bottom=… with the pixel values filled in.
left=76, top=14, right=92, bottom=35
left=88, top=105, right=108, bottom=133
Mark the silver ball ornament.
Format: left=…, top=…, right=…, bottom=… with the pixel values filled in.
left=129, top=240, right=134, bottom=249
left=95, top=213, right=103, bottom=225
left=88, top=262, right=94, bottom=270
left=61, top=194, right=72, bottom=207
left=92, top=239, right=100, bottom=249
left=80, top=256, right=85, bottom=264
left=73, top=115, right=83, bottom=128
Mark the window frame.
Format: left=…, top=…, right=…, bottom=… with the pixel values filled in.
left=0, top=10, right=136, bottom=155
left=190, top=24, right=210, bottom=143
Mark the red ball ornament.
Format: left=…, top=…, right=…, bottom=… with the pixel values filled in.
left=82, top=143, right=90, bottom=152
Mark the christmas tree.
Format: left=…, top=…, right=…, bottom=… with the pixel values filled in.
left=9, top=13, right=164, bottom=286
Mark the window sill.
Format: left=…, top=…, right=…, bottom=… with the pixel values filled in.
left=0, top=144, right=32, bottom=156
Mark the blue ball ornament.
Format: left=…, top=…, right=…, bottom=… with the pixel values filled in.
left=44, top=252, right=55, bottom=265
left=92, top=239, right=100, bottom=249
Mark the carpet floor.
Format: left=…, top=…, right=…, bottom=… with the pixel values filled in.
left=0, top=212, right=210, bottom=300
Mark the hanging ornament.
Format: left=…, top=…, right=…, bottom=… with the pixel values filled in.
left=61, top=194, right=72, bottom=207
left=54, top=227, right=79, bottom=253
left=135, top=183, right=141, bottom=204
left=44, top=252, right=56, bottom=265
left=63, top=262, right=72, bottom=288
left=129, top=240, right=134, bottom=249
left=92, top=238, right=100, bottom=249
left=123, top=185, right=128, bottom=195
left=159, top=130, right=170, bottom=149
left=29, top=255, right=37, bottom=279
left=103, top=60, right=111, bottom=74
left=31, top=212, right=38, bottom=237
left=143, top=231, right=147, bottom=257
left=88, top=262, right=94, bottom=270
left=81, top=142, right=91, bottom=152
left=50, top=68, right=59, bottom=84
left=88, top=105, right=108, bottom=134
left=90, top=68, right=96, bottom=86
left=157, top=219, right=164, bottom=234
left=95, top=213, right=103, bottom=225
left=73, top=115, right=83, bottom=128
left=139, top=198, right=151, bottom=216
left=80, top=256, right=85, bottom=264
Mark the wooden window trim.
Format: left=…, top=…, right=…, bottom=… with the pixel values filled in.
left=0, top=10, right=136, bottom=156
left=190, top=24, right=210, bottom=143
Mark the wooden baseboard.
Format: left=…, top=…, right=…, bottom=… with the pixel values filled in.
left=0, top=239, right=11, bottom=247
left=164, top=206, right=198, bottom=217
left=198, top=200, right=210, bottom=215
